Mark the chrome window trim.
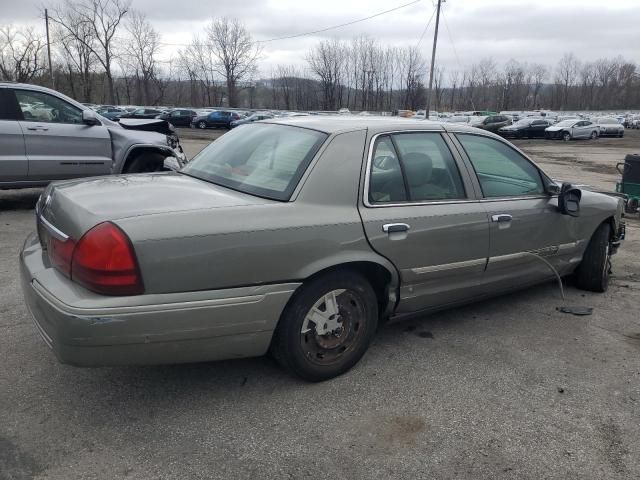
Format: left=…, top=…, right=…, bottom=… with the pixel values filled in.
left=363, top=130, right=473, bottom=208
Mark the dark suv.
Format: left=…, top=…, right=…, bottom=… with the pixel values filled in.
left=158, top=109, right=197, bottom=127
left=472, top=115, right=512, bottom=133
left=191, top=110, right=242, bottom=129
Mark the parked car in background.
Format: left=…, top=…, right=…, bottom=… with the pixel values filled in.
left=230, top=112, right=274, bottom=128
left=545, top=119, right=599, bottom=141
left=0, top=83, right=186, bottom=189
left=96, top=106, right=126, bottom=120
left=190, top=110, right=242, bottom=129
left=594, top=117, right=625, bottom=137
left=498, top=118, right=553, bottom=139
left=157, top=109, right=197, bottom=127
left=119, top=107, right=164, bottom=119
left=470, top=114, right=512, bottom=132
left=338, top=108, right=351, bottom=115
left=20, top=117, right=625, bottom=381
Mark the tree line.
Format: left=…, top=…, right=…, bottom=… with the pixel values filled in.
left=1, top=0, right=639, bottom=112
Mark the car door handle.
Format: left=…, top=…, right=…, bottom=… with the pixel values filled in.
left=383, top=223, right=410, bottom=233
left=491, top=214, right=512, bottom=223
left=26, top=126, right=49, bottom=131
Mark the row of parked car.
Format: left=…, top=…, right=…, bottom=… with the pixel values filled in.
left=91, top=104, right=310, bottom=130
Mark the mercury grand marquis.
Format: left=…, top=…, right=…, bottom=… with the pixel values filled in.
left=20, top=117, right=625, bottom=381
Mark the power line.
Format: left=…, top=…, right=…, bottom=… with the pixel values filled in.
left=441, top=9, right=476, bottom=111
left=157, top=0, right=422, bottom=48
left=415, top=6, right=437, bottom=48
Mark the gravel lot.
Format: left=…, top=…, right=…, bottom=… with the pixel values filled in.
left=1, top=127, right=639, bottom=480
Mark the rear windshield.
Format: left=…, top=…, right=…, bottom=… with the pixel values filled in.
left=181, top=123, right=327, bottom=201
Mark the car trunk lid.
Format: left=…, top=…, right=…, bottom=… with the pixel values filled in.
left=36, top=172, right=271, bottom=242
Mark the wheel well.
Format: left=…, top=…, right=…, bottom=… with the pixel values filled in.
left=303, top=262, right=394, bottom=316
left=123, top=147, right=166, bottom=172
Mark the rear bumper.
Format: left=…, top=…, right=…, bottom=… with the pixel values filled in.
left=20, top=233, right=299, bottom=367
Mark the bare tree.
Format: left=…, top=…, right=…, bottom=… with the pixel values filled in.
left=0, top=25, right=46, bottom=82
left=529, top=63, right=547, bottom=109
left=124, top=10, right=160, bottom=104
left=205, top=17, right=261, bottom=107
left=50, top=0, right=129, bottom=104
left=307, top=39, right=346, bottom=110
left=556, top=52, right=579, bottom=109
left=52, top=9, right=97, bottom=102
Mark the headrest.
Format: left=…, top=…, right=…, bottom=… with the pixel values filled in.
left=402, top=152, right=433, bottom=187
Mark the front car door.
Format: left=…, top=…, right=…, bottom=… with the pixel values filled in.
left=453, top=133, right=581, bottom=292
left=0, top=87, right=28, bottom=185
left=359, top=129, right=490, bottom=314
left=14, top=88, right=113, bottom=181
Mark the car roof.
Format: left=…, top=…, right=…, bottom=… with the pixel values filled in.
left=261, top=115, right=488, bottom=136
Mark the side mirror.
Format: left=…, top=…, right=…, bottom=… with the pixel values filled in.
left=82, top=109, right=100, bottom=126
left=558, top=182, right=582, bottom=217
left=546, top=183, right=561, bottom=195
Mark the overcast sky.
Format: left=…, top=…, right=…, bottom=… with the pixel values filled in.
left=1, top=0, right=639, bottom=76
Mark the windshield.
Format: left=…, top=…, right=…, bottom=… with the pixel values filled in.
left=555, top=120, right=577, bottom=127
left=181, top=123, right=327, bottom=201
left=513, top=118, right=533, bottom=126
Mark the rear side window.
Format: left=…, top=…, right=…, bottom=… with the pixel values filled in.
left=0, top=89, right=21, bottom=120
left=457, top=134, right=544, bottom=198
left=369, top=136, right=407, bottom=203
left=368, top=132, right=466, bottom=204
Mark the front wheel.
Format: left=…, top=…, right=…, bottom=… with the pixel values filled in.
left=563, top=132, right=572, bottom=141
left=591, top=131, right=598, bottom=139
left=198, top=121, right=207, bottom=129
left=270, top=270, right=378, bottom=382
left=574, top=223, right=611, bottom=292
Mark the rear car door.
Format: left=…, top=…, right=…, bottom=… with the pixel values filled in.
left=0, top=87, right=28, bottom=184
left=14, top=88, right=112, bottom=181
left=530, top=120, right=548, bottom=137
left=359, top=130, right=490, bottom=313
left=454, top=133, right=580, bottom=292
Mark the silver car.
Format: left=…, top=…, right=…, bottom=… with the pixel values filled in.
left=594, top=117, right=625, bottom=137
left=544, top=119, right=600, bottom=141
left=0, top=83, right=186, bottom=189
left=20, top=117, right=625, bottom=381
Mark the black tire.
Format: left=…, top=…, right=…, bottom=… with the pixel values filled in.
left=563, top=131, right=571, bottom=141
left=198, top=121, right=207, bottom=129
left=574, top=223, right=611, bottom=292
left=626, top=198, right=639, bottom=214
left=124, top=152, right=166, bottom=173
left=591, top=130, right=598, bottom=139
left=270, top=270, right=378, bottom=382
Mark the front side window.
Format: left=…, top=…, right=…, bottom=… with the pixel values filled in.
left=15, top=90, right=82, bottom=124
left=182, top=123, right=326, bottom=201
left=457, top=134, right=544, bottom=198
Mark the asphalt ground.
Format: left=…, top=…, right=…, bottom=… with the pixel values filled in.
left=1, top=127, right=639, bottom=480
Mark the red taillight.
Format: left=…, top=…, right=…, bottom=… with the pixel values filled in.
left=48, top=235, right=76, bottom=277
left=70, top=222, right=144, bottom=296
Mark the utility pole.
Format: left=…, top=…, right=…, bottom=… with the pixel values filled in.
left=45, top=8, right=54, bottom=88
left=425, top=0, right=443, bottom=119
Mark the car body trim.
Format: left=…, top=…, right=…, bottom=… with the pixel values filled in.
left=411, top=257, right=487, bottom=275
left=31, top=279, right=299, bottom=317
left=38, top=213, right=69, bottom=241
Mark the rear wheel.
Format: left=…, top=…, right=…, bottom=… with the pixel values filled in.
left=271, top=270, right=378, bottom=382
left=563, top=131, right=571, bottom=141
left=574, top=223, right=611, bottom=292
left=124, top=152, right=165, bottom=173
left=198, top=121, right=207, bottom=129
left=591, top=130, right=598, bottom=139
